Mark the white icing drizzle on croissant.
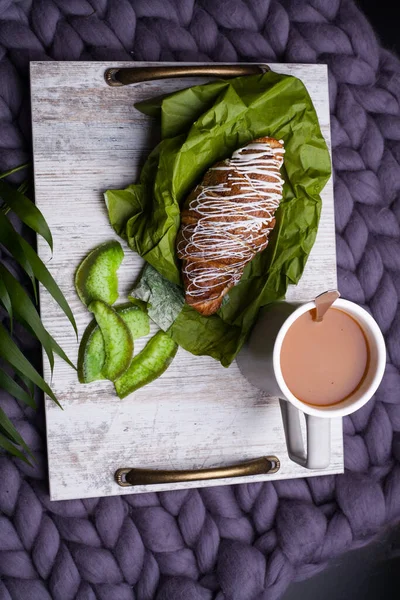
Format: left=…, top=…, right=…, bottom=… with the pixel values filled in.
left=178, top=139, right=285, bottom=302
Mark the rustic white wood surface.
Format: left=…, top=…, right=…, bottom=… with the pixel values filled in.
left=30, top=62, right=342, bottom=501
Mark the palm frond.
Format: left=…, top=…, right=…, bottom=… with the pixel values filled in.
left=19, top=236, right=77, bottom=336
left=0, top=167, right=76, bottom=462
left=0, top=369, right=35, bottom=408
left=0, top=163, right=30, bottom=181
left=0, top=322, right=61, bottom=407
left=0, top=407, right=34, bottom=464
left=0, top=432, right=30, bottom=464
left=0, top=178, right=53, bottom=250
left=0, top=264, right=55, bottom=373
left=0, top=211, right=37, bottom=298
left=16, top=371, right=35, bottom=401
left=0, top=276, right=13, bottom=328
left=0, top=262, right=75, bottom=376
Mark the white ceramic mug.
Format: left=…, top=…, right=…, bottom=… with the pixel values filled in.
left=236, top=298, right=386, bottom=469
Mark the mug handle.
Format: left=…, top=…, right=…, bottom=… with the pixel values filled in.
left=279, top=400, right=331, bottom=469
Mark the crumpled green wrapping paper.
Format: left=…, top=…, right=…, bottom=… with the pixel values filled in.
left=105, top=71, right=331, bottom=366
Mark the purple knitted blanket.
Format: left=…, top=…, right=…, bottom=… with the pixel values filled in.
left=1, top=1, right=400, bottom=599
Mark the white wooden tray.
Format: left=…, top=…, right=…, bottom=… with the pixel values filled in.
left=30, top=62, right=342, bottom=501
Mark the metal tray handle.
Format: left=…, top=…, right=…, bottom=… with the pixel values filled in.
left=115, top=456, right=280, bottom=487
left=105, top=64, right=268, bottom=87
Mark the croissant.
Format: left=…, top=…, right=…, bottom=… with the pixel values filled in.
left=177, top=137, right=285, bottom=316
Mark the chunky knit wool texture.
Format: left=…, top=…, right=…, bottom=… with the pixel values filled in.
left=1, top=1, right=400, bottom=599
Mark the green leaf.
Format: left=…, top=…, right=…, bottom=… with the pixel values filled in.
left=49, top=337, right=76, bottom=371
left=0, top=407, right=34, bottom=463
left=0, top=265, right=76, bottom=373
left=0, top=322, right=61, bottom=407
left=0, top=369, right=36, bottom=408
left=17, top=180, right=30, bottom=196
left=0, top=212, right=76, bottom=336
left=0, top=276, right=13, bottom=328
left=0, top=178, right=53, bottom=250
left=18, top=236, right=77, bottom=337
left=0, top=211, right=37, bottom=298
left=0, top=264, right=55, bottom=373
left=17, top=315, right=76, bottom=372
left=17, top=372, right=35, bottom=400
left=107, top=71, right=331, bottom=366
left=0, top=432, right=30, bottom=464
left=0, top=163, right=30, bottom=180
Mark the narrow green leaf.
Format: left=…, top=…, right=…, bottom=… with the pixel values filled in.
left=0, top=407, right=34, bottom=462
left=0, top=322, right=61, bottom=407
left=0, top=163, right=30, bottom=180
left=50, top=338, right=76, bottom=371
left=0, top=212, right=36, bottom=297
left=0, top=207, right=76, bottom=337
left=0, top=432, right=30, bottom=464
left=17, top=372, right=35, bottom=400
left=17, top=313, right=76, bottom=373
left=17, top=235, right=77, bottom=337
left=0, top=265, right=55, bottom=373
left=17, top=317, right=76, bottom=373
left=0, top=179, right=53, bottom=250
left=18, top=181, right=30, bottom=196
left=0, top=276, right=13, bottom=328
left=0, top=369, right=35, bottom=408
